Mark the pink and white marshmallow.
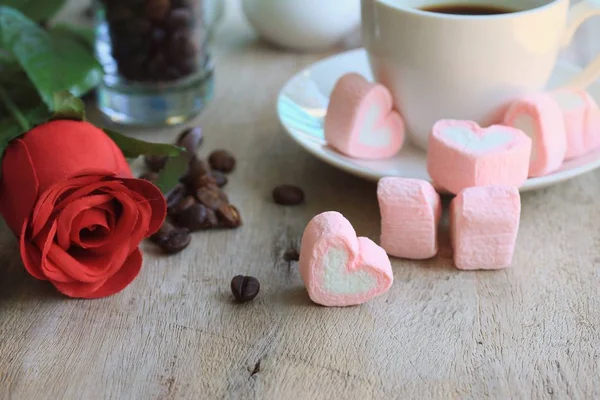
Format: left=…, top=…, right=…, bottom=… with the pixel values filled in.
left=299, top=211, right=393, bottom=307
left=427, top=120, right=532, bottom=194
left=450, top=185, right=521, bottom=270
left=503, top=93, right=567, bottom=177
left=377, top=177, right=441, bottom=260
left=324, top=73, right=405, bottom=160
left=551, top=88, right=600, bottom=159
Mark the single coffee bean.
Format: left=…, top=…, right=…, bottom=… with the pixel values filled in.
left=144, top=154, right=168, bottom=172
left=177, top=57, right=197, bottom=76
left=168, top=195, right=196, bottom=217
left=217, top=204, right=242, bottom=228
left=146, top=0, right=170, bottom=21
left=206, top=208, right=219, bottom=228
left=208, top=150, right=236, bottom=173
left=272, top=185, right=305, bottom=206
left=192, top=174, right=217, bottom=190
left=176, top=126, right=203, bottom=156
left=139, top=171, right=159, bottom=182
left=150, top=221, right=191, bottom=254
left=151, top=27, right=167, bottom=46
left=211, top=170, right=228, bottom=188
left=148, top=53, right=169, bottom=80
left=166, top=183, right=186, bottom=211
left=173, top=203, right=212, bottom=231
left=126, top=18, right=152, bottom=35
left=187, top=157, right=210, bottom=178
left=196, top=185, right=227, bottom=210
left=168, top=30, right=196, bottom=60
left=230, top=275, right=260, bottom=303
left=165, top=8, right=193, bottom=29
left=283, top=248, right=300, bottom=262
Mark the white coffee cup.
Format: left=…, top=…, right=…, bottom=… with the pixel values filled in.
left=362, top=0, right=600, bottom=151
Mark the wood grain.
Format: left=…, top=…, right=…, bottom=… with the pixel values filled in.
left=1, top=1, right=599, bottom=399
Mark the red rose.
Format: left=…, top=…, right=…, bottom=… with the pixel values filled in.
left=0, top=120, right=166, bottom=298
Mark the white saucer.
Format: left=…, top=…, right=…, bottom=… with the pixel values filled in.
left=277, top=48, right=600, bottom=192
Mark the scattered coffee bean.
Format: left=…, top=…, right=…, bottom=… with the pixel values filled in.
left=272, top=185, right=305, bottom=206
left=144, top=154, right=168, bottom=172
left=209, top=150, right=236, bottom=173
left=172, top=203, right=213, bottom=231
left=192, top=173, right=217, bottom=190
left=186, top=157, right=210, bottom=178
left=206, top=208, right=219, bottom=228
left=139, top=171, right=159, bottom=182
left=211, top=170, right=228, bottom=188
left=166, top=184, right=186, bottom=211
left=231, top=275, right=260, bottom=303
left=150, top=221, right=191, bottom=254
left=177, top=127, right=203, bottom=156
left=168, top=195, right=196, bottom=217
left=283, top=248, right=300, bottom=262
left=196, top=185, right=227, bottom=210
left=217, top=204, right=242, bottom=228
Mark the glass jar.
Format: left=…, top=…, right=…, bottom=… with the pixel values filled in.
left=95, top=0, right=215, bottom=126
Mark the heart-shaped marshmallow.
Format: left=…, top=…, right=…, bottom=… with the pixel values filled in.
left=299, top=211, right=393, bottom=307
left=503, top=93, right=567, bottom=177
left=427, top=120, right=532, bottom=194
left=551, top=88, right=600, bottom=159
left=324, top=73, right=405, bottom=160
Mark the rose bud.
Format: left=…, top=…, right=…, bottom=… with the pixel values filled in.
left=0, top=121, right=167, bottom=298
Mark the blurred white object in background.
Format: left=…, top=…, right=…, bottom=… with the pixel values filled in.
left=241, top=0, right=361, bottom=52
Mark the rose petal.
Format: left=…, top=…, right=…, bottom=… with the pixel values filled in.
left=55, top=194, right=113, bottom=249
left=20, top=121, right=133, bottom=195
left=52, top=249, right=142, bottom=299
left=43, top=237, right=130, bottom=283
left=121, top=178, right=167, bottom=236
left=30, top=175, right=103, bottom=238
left=0, top=139, right=39, bottom=236
left=19, top=222, right=45, bottom=280
left=70, top=208, right=112, bottom=249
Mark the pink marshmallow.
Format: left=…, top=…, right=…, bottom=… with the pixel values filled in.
left=427, top=120, right=532, bottom=195
left=299, top=211, right=393, bottom=307
left=551, top=88, right=600, bottom=160
left=450, top=185, right=521, bottom=270
left=503, top=93, right=567, bottom=177
left=324, top=73, right=405, bottom=160
left=377, top=177, right=441, bottom=259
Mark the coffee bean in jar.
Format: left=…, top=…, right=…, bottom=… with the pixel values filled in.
left=96, top=0, right=215, bottom=126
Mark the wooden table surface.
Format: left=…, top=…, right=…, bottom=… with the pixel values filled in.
left=1, top=1, right=600, bottom=399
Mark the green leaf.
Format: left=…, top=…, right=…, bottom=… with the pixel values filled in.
left=51, top=23, right=95, bottom=50
left=154, top=155, right=189, bottom=195
left=0, top=6, right=102, bottom=108
left=51, top=91, right=85, bottom=121
left=0, top=0, right=67, bottom=22
left=102, top=129, right=184, bottom=159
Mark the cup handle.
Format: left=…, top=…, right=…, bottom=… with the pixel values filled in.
left=561, top=0, right=600, bottom=88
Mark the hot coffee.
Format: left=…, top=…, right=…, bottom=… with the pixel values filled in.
left=420, top=4, right=516, bottom=15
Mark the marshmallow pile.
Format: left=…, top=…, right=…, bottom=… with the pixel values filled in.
left=324, top=73, right=600, bottom=173
left=299, top=74, right=600, bottom=308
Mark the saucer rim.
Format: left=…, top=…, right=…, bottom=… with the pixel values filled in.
left=277, top=48, right=600, bottom=193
